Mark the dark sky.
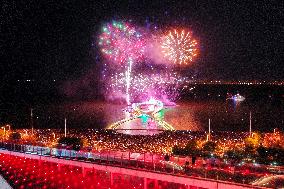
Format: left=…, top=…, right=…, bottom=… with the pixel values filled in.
left=1, top=0, right=283, bottom=84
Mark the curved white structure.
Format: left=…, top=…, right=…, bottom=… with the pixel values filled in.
left=108, top=98, right=175, bottom=132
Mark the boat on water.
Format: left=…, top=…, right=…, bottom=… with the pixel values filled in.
left=226, top=93, right=245, bottom=101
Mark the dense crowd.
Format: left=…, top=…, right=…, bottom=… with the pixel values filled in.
left=4, top=128, right=283, bottom=156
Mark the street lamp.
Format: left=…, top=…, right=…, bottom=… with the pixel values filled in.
left=64, top=118, right=67, bottom=137
left=6, top=125, right=10, bottom=131
left=31, top=108, right=34, bottom=135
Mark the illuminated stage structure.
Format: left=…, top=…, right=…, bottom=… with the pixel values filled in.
left=108, top=98, right=174, bottom=135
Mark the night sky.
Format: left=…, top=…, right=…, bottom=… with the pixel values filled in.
left=1, top=0, right=283, bottom=85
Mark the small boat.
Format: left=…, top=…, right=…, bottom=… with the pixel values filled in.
left=227, top=93, right=245, bottom=101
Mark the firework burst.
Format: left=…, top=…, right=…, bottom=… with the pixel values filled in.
left=99, top=20, right=146, bottom=104
left=98, top=20, right=145, bottom=63
left=104, top=71, right=193, bottom=103
left=161, top=29, right=198, bottom=65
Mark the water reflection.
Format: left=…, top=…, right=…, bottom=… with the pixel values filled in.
left=15, top=98, right=284, bottom=132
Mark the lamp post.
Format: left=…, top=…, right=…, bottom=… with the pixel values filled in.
left=249, top=111, right=252, bottom=137
left=64, top=118, right=67, bottom=137
left=206, top=118, right=211, bottom=141
left=31, top=108, right=34, bottom=135
left=6, top=125, right=10, bottom=131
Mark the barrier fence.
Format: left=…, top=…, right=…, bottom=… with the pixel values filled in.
left=0, top=142, right=282, bottom=185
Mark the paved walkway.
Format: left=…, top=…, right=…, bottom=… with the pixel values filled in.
left=0, top=175, right=12, bottom=189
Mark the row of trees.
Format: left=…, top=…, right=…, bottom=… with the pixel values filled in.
left=172, top=138, right=284, bottom=166
left=172, top=140, right=217, bottom=157
left=6, top=132, right=84, bottom=151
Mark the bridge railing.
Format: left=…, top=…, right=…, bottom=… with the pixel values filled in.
left=0, top=142, right=281, bottom=186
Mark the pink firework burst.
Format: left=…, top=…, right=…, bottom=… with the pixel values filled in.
left=98, top=20, right=146, bottom=63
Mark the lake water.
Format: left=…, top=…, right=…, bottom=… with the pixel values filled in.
left=2, top=84, right=284, bottom=132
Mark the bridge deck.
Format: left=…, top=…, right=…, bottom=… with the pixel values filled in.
left=0, top=149, right=262, bottom=189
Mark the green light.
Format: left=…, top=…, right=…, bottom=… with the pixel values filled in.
left=103, top=27, right=108, bottom=32
left=139, top=114, right=149, bottom=123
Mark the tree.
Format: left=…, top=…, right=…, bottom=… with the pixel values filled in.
left=172, top=145, right=183, bottom=155
left=202, top=141, right=217, bottom=153
left=256, top=146, right=284, bottom=165
left=172, top=141, right=201, bottom=156
left=9, top=132, right=21, bottom=141
left=184, top=140, right=200, bottom=156
left=243, top=133, right=261, bottom=158
left=57, top=137, right=83, bottom=151
left=256, top=146, right=266, bottom=157
left=244, top=144, right=255, bottom=158
left=244, top=132, right=261, bottom=148
left=225, top=150, right=243, bottom=161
